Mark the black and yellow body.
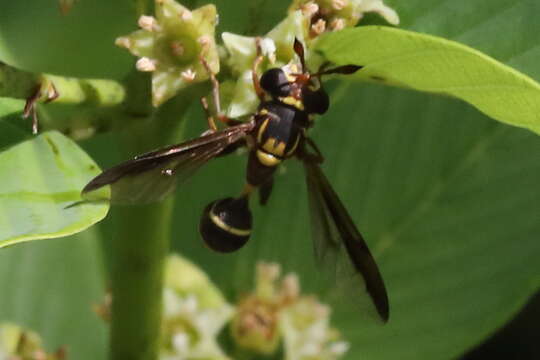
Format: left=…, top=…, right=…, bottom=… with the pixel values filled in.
left=202, top=64, right=331, bottom=251
left=247, top=100, right=306, bottom=185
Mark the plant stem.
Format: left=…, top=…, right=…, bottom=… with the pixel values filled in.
left=0, top=62, right=125, bottom=106
left=109, top=199, right=174, bottom=360
left=108, top=75, right=206, bottom=360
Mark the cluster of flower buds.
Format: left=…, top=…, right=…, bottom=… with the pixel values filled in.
left=0, top=323, right=66, bottom=360
left=230, top=262, right=349, bottom=360
left=290, top=0, right=399, bottom=38
left=160, top=255, right=233, bottom=360
left=116, top=0, right=220, bottom=106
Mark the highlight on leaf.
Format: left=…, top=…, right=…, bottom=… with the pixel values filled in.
left=0, top=131, right=109, bottom=247
left=315, top=26, right=540, bottom=135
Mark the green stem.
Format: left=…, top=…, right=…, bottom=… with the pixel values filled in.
left=108, top=75, right=206, bottom=360
left=0, top=62, right=125, bottom=106
left=109, top=199, right=174, bottom=360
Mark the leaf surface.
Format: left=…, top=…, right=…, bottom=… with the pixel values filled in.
left=0, top=131, right=109, bottom=247
left=315, top=26, right=540, bottom=135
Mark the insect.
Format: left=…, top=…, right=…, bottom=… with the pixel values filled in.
left=82, top=39, right=389, bottom=322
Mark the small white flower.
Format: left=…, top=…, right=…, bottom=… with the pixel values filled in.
left=281, top=298, right=349, bottom=360
left=311, top=18, right=327, bottom=35
left=161, top=288, right=233, bottom=360
left=332, top=0, right=348, bottom=11
left=171, top=332, right=190, bottom=355
left=329, top=341, right=350, bottom=356
left=180, top=9, right=193, bottom=21
left=301, top=2, right=319, bottom=18
left=259, top=38, right=277, bottom=64
left=138, top=15, right=160, bottom=32
left=115, top=36, right=131, bottom=49
left=181, top=69, right=197, bottom=82
left=136, top=57, right=158, bottom=72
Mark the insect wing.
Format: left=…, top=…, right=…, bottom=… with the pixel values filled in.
left=82, top=123, right=253, bottom=204
left=303, top=159, right=389, bottom=323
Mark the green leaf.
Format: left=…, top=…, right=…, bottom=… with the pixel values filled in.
left=0, top=131, right=109, bottom=247
left=172, top=81, right=540, bottom=360
left=0, top=228, right=107, bottom=360
left=162, top=2, right=540, bottom=357
left=0, top=98, right=25, bottom=117
left=315, top=26, right=540, bottom=136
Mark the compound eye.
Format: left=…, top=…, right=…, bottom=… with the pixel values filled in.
left=199, top=197, right=252, bottom=253
left=260, top=68, right=291, bottom=97
left=303, top=89, right=329, bottom=114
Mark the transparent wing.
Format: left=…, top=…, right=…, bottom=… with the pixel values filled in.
left=82, top=123, right=254, bottom=204
left=303, top=158, right=389, bottom=323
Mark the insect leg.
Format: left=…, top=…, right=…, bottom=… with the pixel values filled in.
left=302, top=137, right=325, bottom=164
left=200, top=97, right=218, bottom=132
left=199, top=56, right=234, bottom=126
left=23, top=82, right=59, bottom=134
left=293, top=38, right=306, bottom=73
left=252, top=37, right=265, bottom=101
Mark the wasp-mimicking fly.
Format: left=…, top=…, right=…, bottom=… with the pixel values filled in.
left=82, top=39, right=389, bottom=322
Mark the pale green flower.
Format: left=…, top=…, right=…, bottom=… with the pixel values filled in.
left=289, top=0, right=399, bottom=34
left=116, top=0, right=220, bottom=106
left=281, top=298, right=349, bottom=360
left=230, top=262, right=348, bottom=360
left=0, top=323, right=65, bottom=360
left=161, top=290, right=233, bottom=360
left=161, top=255, right=233, bottom=360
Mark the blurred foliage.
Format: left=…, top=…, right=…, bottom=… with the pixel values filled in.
left=0, top=1, right=539, bottom=360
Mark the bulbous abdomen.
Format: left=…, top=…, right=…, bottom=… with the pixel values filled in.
left=199, top=197, right=252, bottom=253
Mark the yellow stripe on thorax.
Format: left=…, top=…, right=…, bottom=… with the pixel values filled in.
left=257, top=117, right=269, bottom=144
left=279, top=96, right=304, bottom=110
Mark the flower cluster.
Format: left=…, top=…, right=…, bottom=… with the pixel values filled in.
left=231, top=262, right=349, bottom=360
left=0, top=323, right=66, bottom=360
left=290, top=0, right=399, bottom=37
left=160, top=255, right=233, bottom=360
left=116, top=0, right=220, bottom=106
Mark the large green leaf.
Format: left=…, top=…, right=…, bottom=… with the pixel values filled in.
left=315, top=26, right=540, bottom=136
left=159, top=2, right=540, bottom=360
left=170, top=84, right=540, bottom=360
left=0, top=228, right=107, bottom=360
left=0, top=131, right=109, bottom=247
